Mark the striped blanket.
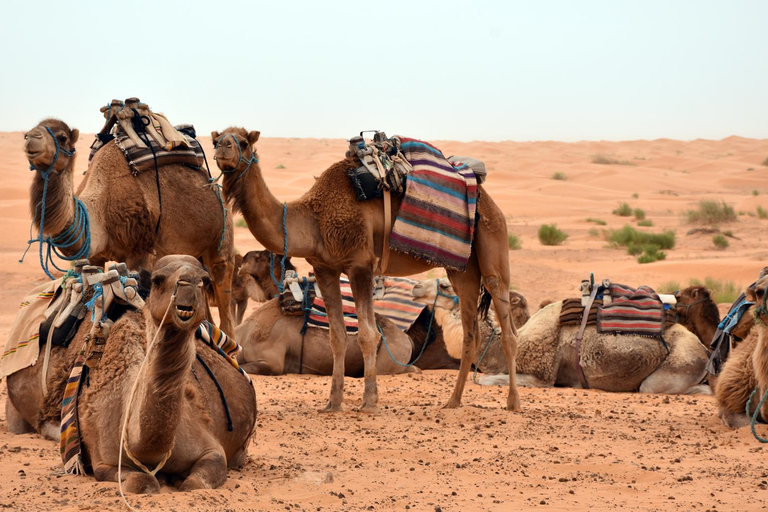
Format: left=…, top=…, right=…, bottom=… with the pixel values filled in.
left=1, top=278, right=62, bottom=380
left=597, top=284, right=666, bottom=336
left=300, top=277, right=426, bottom=333
left=560, top=295, right=675, bottom=330
left=89, top=130, right=205, bottom=174
left=390, top=138, right=478, bottom=271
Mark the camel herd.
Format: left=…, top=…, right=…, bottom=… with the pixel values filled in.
left=4, top=117, right=768, bottom=494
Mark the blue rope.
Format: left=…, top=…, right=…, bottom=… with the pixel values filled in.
left=84, top=282, right=108, bottom=322
left=473, top=328, right=498, bottom=384
left=747, top=386, right=768, bottom=442
left=268, top=203, right=289, bottom=295
left=21, top=126, right=90, bottom=280
left=214, top=133, right=258, bottom=180
left=195, top=353, right=233, bottom=432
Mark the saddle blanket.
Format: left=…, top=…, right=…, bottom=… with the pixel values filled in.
left=1, top=278, right=61, bottom=380
left=301, top=277, right=427, bottom=334
left=389, top=137, right=478, bottom=271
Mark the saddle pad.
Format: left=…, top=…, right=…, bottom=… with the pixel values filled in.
left=0, top=278, right=62, bottom=380
left=597, top=284, right=665, bottom=336
left=305, top=278, right=359, bottom=333
left=560, top=295, right=675, bottom=330
left=115, top=131, right=205, bottom=174
left=389, top=137, right=478, bottom=271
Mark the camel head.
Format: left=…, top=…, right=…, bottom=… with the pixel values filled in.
left=510, top=290, right=531, bottom=328
left=237, top=250, right=295, bottom=301
left=148, top=255, right=212, bottom=330
left=211, top=127, right=260, bottom=173
left=411, top=278, right=460, bottom=311
left=238, top=250, right=272, bottom=279
left=747, top=276, right=768, bottom=325
left=673, top=285, right=720, bottom=329
left=24, top=118, right=78, bottom=174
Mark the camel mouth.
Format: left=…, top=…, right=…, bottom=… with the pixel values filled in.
left=174, top=304, right=196, bottom=321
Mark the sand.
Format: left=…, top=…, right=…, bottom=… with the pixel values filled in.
left=1, top=129, right=768, bottom=511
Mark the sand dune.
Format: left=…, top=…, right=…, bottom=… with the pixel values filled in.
left=1, top=128, right=768, bottom=511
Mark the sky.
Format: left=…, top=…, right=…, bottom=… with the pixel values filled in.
left=1, top=0, right=765, bottom=142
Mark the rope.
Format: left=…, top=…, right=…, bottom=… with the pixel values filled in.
left=473, top=326, right=499, bottom=384
left=195, top=354, right=234, bottom=431
left=269, top=203, right=289, bottom=295
left=118, top=289, right=177, bottom=511
left=213, top=133, right=259, bottom=180
left=21, top=126, right=90, bottom=280
left=129, top=109, right=163, bottom=235
left=747, top=386, right=768, bottom=443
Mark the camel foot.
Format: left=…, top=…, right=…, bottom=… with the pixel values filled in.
left=507, top=392, right=522, bottom=412
left=357, top=404, right=380, bottom=415
left=180, top=475, right=212, bottom=491
left=442, top=398, right=462, bottom=409
left=6, top=400, right=35, bottom=435
left=319, top=402, right=345, bottom=413
left=122, top=472, right=161, bottom=495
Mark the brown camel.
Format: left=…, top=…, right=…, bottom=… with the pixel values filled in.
left=212, top=127, right=519, bottom=412
left=78, top=255, right=257, bottom=493
left=431, top=285, right=715, bottom=394
left=238, top=250, right=297, bottom=302
left=23, top=119, right=236, bottom=334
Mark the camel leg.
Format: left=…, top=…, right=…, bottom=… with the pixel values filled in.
left=482, top=274, right=520, bottom=411
left=180, top=449, right=228, bottom=491
left=235, top=299, right=247, bottom=325
left=92, top=463, right=160, bottom=495
left=347, top=266, right=380, bottom=413
left=240, top=355, right=285, bottom=376
left=445, top=265, right=482, bottom=409
left=313, top=267, right=347, bottom=412
left=5, top=399, right=35, bottom=434
left=206, top=255, right=235, bottom=336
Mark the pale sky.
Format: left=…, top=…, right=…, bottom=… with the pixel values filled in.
left=1, top=0, right=765, bottom=142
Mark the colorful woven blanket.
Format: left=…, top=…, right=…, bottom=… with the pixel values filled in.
left=1, top=278, right=62, bottom=380
left=299, top=277, right=427, bottom=334
left=597, top=284, right=666, bottom=336
left=389, top=138, right=478, bottom=271
left=196, top=320, right=250, bottom=382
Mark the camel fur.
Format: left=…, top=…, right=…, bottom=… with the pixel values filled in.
left=213, top=127, right=520, bottom=412
left=77, top=255, right=256, bottom=494
left=24, top=119, right=236, bottom=335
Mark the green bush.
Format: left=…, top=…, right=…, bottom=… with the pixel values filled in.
left=275, top=164, right=287, bottom=169
left=235, top=218, right=248, bottom=228
left=754, top=190, right=760, bottom=196
left=613, top=203, right=633, bottom=217
left=586, top=218, right=607, bottom=225
left=633, top=208, right=646, bottom=221
left=685, top=200, right=737, bottom=224
left=758, top=206, right=768, bottom=219
left=638, top=246, right=666, bottom=264
left=508, top=233, right=522, bottom=250
left=552, top=172, right=567, bottom=181
left=538, top=224, right=568, bottom=246
left=588, top=228, right=599, bottom=237
left=608, top=225, right=676, bottom=250
left=712, top=234, right=729, bottom=250
left=637, top=219, right=653, bottom=227
left=632, top=193, right=639, bottom=199
left=592, top=154, right=636, bottom=166
left=690, top=278, right=740, bottom=303
left=656, top=281, right=681, bottom=294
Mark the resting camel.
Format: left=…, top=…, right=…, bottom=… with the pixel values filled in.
left=213, top=127, right=519, bottom=412
left=460, top=286, right=714, bottom=394
left=24, top=119, right=236, bottom=334
left=78, top=255, right=257, bottom=493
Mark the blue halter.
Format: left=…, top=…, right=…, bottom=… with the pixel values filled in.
left=435, top=279, right=460, bottom=309
left=214, top=133, right=258, bottom=180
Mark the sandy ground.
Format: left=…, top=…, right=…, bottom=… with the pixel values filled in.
left=1, top=128, right=768, bottom=511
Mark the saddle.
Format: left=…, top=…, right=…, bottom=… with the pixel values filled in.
left=88, top=97, right=206, bottom=175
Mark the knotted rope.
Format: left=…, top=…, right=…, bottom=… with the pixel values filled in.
left=21, top=126, right=91, bottom=280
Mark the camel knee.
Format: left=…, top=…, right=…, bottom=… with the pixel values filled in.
left=6, top=400, right=35, bottom=435
left=122, top=471, right=161, bottom=495
left=181, top=451, right=227, bottom=491
left=241, top=360, right=283, bottom=376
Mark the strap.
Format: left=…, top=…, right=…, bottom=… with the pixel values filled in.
left=575, top=286, right=599, bottom=389
left=380, top=189, right=392, bottom=274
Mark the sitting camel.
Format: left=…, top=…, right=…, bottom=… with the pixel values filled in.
left=24, top=119, right=236, bottom=335
left=455, top=286, right=714, bottom=394
left=213, top=127, right=519, bottom=412
left=78, top=255, right=256, bottom=493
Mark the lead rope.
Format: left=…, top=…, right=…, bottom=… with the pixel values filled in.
left=747, top=283, right=768, bottom=442
left=118, top=288, right=177, bottom=511
left=268, top=203, right=289, bottom=295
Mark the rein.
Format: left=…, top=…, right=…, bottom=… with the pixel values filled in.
left=674, top=297, right=709, bottom=323
left=214, top=133, right=259, bottom=180
left=21, top=126, right=91, bottom=280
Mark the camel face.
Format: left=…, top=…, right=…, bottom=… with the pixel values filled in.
left=24, top=119, right=78, bottom=173
left=211, top=128, right=260, bottom=172
left=412, top=278, right=459, bottom=310
left=747, top=277, right=768, bottom=322
left=150, top=255, right=211, bottom=329
left=238, top=250, right=270, bottom=278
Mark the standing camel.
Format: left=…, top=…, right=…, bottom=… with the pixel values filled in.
left=212, top=127, right=519, bottom=412
left=23, top=119, right=236, bottom=334
left=78, top=255, right=257, bottom=493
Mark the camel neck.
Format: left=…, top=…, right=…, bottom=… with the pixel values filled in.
left=30, top=166, right=78, bottom=244
left=128, top=320, right=196, bottom=460
left=229, top=164, right=318, bottom=258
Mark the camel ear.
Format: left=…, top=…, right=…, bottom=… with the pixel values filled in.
left=705, top=288, right=712, bottom=299
left=70, top=128, right=79, bottom=145
left=247, top=131, right=260, bottom=145
left=746, top=286, right=757, bottom=303
left=211, top=131, right=220, bottom=144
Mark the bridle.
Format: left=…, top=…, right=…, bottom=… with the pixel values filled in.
left=213, top=133, right=258, bottom=180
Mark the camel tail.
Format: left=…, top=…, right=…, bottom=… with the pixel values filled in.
left=478, top=286, right=492, bottom=320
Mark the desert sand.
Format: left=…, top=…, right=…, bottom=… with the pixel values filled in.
left=1, top=129, right=768, bottom=511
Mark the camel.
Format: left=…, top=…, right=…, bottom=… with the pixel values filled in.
left=445, top=286, right=714, bottom=395
left=24, top=119, right=236, bottom=335
left=238, top=250, right=297, bottom=302
left=77, top=255, right=257, bottom=493
left=213, top=127, right=519, bottom=412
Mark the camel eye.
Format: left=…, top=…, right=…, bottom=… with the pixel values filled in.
left=151, top=275, right=165, bottom=288
left=58, top=135, right=67, bottom=143
left=239, top=140, right=248, bottom=149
